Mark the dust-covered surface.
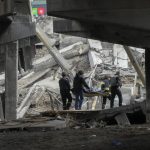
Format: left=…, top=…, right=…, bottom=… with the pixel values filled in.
left=0, top=125, right=150, bottom=150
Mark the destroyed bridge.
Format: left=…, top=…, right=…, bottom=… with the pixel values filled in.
left=0, top=0, right=150, bottom=126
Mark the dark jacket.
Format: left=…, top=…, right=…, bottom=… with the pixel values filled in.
left=110, top=75, right=122, bottom=89
left=73, top=74, right=90, bottom=94
left=59, top=77, right=71, bottom=94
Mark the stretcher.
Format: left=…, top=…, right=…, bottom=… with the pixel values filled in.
left=84, top=91, right=110, bottom=97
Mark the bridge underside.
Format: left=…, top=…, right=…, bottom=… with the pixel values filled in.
left=0, top=0, right=35, bottom=45
left=47, top=0, right=150, bottom=48
left=53, top=19, right=150, bottom=48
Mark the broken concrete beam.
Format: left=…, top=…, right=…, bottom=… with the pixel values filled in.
left=123, top=46, right=145, bottom=85
left=115, top=113, right=131, bottom=126
left=18, top=69, right=50, bottom=90
left=33, top=41, right=87, bottom=66
left=63, top=44, right=89, bottom=59
left=17, top=85, right=45, bottom=119
left=0, top=71, right=35, bottom=87
left=36, top=24, right=73, bottom=78
left=17, top=84, right=36, bottom=117
left=59, top=41, right=83, bottom=53
left=33, top=43, right=89, bottom=71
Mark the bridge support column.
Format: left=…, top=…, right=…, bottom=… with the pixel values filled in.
left=5, top=41, right=18, bottom=120
left=145, top=49, right=150, bottom=122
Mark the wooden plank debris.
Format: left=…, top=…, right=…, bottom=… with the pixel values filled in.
left=41, top=101, right=145, bottom=121
left=0, top=118, right=66, bottom=131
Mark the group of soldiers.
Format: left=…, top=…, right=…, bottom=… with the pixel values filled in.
left=59, top=70, right=123, bottom=110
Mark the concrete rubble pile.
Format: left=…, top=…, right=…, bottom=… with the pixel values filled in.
left=16, top=37, right=145, bottom=119
left=0, top=16, right=143, bottom=121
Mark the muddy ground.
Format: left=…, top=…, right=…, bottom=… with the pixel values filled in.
left=0, top=125, right=150, bottom=150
